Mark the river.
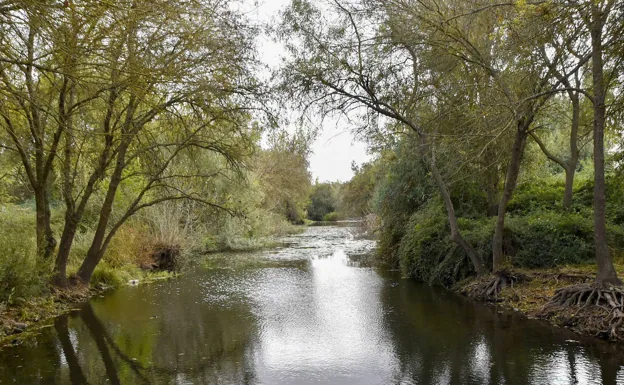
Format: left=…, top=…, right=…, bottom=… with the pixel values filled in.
left=1, top=224, right=624, bottom=384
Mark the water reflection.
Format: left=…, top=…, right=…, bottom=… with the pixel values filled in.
left=1, top=226, right=624, bottom=384
left=378, top=273, right=624, bottom=385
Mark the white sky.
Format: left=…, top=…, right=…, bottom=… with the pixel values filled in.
left=242, top=0, right=372, bottom=183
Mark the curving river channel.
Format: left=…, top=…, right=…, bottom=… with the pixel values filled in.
left=2, top=224, right=624, bottom=384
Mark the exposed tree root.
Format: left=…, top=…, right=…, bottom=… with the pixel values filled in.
left=461, top=270, right=524, bottom=302
left=541, top=283, right=624, bottom=340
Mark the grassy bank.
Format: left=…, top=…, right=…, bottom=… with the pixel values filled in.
left=0, top=232, right=300, bottom=347
left=0, top=227, right=302, bottom=346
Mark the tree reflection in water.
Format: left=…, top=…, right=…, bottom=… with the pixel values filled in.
left=1, top=226, right=624, bottom=384
left=2, top=282, right=260, bottom=385
left=378, top=274, right=624, bottom=385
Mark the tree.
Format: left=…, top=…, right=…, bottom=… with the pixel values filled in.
left=1, top=0, right=261, bottom=286
left=585, top=0, right=621, bottom=285
left=339, top=161, right=378, bottom=218
left=255, top=129, right=312, bottom=224
left=0, top=2, right=62, bottom=260
left=280, top=0, right=486, bottom=275
left=307, top=182, right=339, bottom=221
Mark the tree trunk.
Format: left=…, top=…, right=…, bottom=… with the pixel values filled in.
left=34, top=186, right=56, bottom=260
left=76, top=143, right=129, bottom=284
left=562, top=165, right=576, bottom=211
left=486, top=182, right=499, bottom=217
left=492, top=126, right=528, bottom=271
left=589, top=3, right=620, bottom=286
left=424, top=140, right=485, bottom=276
left=52, top=215, right=79, bottom=287
left=484, top=147, right=499, bottom=217
left=563, top=92, right=580, bottom=211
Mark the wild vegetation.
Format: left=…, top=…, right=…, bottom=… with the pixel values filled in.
left=0, top=0, right=316, bottom=334
left=279, top=0, right=624, bottom=339
left=3, top=0, right=624, bottom=345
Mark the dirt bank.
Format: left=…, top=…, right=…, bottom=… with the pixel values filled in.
left=457, top=265, right=624, bottom=342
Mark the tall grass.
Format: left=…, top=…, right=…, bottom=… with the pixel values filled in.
left=0, top=199, right=304, bottom=302
left=0, top=205, right=46, bottom=304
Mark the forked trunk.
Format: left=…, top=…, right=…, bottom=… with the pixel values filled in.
left=76, top=142, right=129, bottom=284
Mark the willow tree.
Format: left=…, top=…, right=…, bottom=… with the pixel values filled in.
left=544, top=1, right=624, bottom=324
left=1, top=0, right=261, bottom=286
left=530, top=33, right=589, bottom=211
left=0, top=2, right=61, bottom=259
left=279, top=0, right=486, bottom=275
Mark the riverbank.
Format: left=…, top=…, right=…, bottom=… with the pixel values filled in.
left=4, top=224, right=623, bottom=385
left=456, top=261, right=624, bottom=342
left=0, top=225, right=308, bottom=347
left=5, top=236, right=624, bottom=349
left=0, top=270, right=177, bottom=347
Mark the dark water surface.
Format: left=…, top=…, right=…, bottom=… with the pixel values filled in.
left=2, top=225, right=624, bottom=385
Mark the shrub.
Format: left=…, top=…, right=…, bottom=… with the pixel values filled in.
left=322, top=212, right=340, bottom=222
left=507, top=181, right=566, bottom=215
left=396, top=204, right=450, bottom=281
left=90, top=262, right=137, bottom=288
left=104, top=224, right=151, bottom=269
left=506, top=211, right=595, bottom=268
left=385, top=203, right=624, bottom=285
left=460, top=217, right=496, bottom=270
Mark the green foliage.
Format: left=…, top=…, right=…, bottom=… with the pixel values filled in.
left=506, top=212, right=594, bottom=268
left=307, top=182, right=340, bottom=221
left=339, top=161, right=379, bottom=218
left=397, top=203, right=450, bottom=281
left=256, top=130, right=312, bottom=224
left=507, top=180, right=567, bottom=214
left=322, top=212, right=340, bottom=222
left=373, top=141, right=435, bottom=267
left=90, top=263, right=136, bottom=288
left=395, top=206, right=493, bottom=287
left=0, top=206, right=46, bottom=303
left=383, top=175, right=624, bottom=286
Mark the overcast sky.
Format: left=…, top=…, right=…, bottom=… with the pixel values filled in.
left=243, top=0, right=372, bottom=183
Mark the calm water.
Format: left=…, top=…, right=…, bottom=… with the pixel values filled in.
left=2, top=225, right=624, bottom=385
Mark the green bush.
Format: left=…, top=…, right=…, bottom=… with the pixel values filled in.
left=90, top=262, right=138, bottom=288
left=396, top=211, right=487, bottom=287
left=507, top=181, right=566, bottom=215
left=506, top=211, right=595, bottom=268
left=396, top=204, right=450, bottom=281
left=460, top=217, right=495, bottom=270
left=322, top=212, right=340, bottom=222
left=375, top=218, right=406, bottom=268
left=387, top=200, right=624, bottom=285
